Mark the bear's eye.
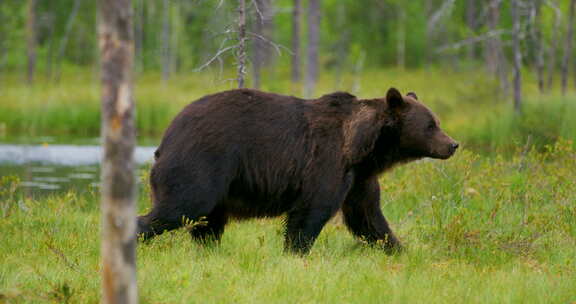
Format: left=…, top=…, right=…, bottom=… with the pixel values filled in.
left=427, top=122, right=436, bottom=131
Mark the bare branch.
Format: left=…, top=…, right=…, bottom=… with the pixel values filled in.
left=247, top=31, right=293, bottom=55
left=194, top=45, right=239, bottom=72
left=436, top=29, right=509, bottom=53
left=427, top=0, right=456, bottom=34
left=250, top=0, right=264, bottom=23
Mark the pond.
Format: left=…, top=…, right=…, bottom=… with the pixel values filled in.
left=0, top=144, right=156, bottom=198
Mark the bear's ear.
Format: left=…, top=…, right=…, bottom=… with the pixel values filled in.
left=406, top=92, right=418, bottom=100
left=386, top=87, right=404, bottom=108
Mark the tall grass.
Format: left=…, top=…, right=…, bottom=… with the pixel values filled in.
left=1, top=67, right=575, bottom=150
left=461, top=97, right=576, bottom=153
left=1, top=67, right=496, bottom=142
left=1, top=142, right=575, bottom=303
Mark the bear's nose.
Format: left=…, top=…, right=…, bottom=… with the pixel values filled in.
left=451, top=142, right=459, bottom=150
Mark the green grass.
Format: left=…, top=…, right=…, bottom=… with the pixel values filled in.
left=1, top=142, right=575, bottom=303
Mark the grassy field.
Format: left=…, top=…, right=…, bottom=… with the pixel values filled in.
left=1, top=68, right=576, bottom=302
left=1, top=141, right=575, bottom=303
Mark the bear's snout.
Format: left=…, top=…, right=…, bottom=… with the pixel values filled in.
left=450, top=142, right=459, bottom=154
left=430, top=134, right=459, bottom=160
left=441, top=140, right=459, bottom=159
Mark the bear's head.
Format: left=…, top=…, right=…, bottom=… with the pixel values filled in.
left=386, top=87, right=458, bottom=160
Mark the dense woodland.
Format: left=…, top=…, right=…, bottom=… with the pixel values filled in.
left=1, top=0, right=576, bottom=96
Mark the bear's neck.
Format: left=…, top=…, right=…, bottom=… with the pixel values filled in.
left=352, top=125, right=419, bottom=179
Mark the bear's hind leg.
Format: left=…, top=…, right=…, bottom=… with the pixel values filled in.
left=137, top=185, right=224, bottom=241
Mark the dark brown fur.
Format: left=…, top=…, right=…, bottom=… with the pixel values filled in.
left=137, top=88, right=458, bottom=254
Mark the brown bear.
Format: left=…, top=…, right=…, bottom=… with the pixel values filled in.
left=137, top=88, right=458, bottom=254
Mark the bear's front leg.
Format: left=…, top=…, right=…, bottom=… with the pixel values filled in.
left=284, top=173, right=354, bottom=255
left=341, top=176, right=402, bottom=254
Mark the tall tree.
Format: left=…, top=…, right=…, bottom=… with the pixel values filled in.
left=529, top=0, right=545, bottom=93
left=561, top=0, right=576, bottom=95
left=485, top=0, right=509, bottom=94
left=55, top=0, right=83, bottom=82
left=397, top=5, right=406, bottom=69
left=291, top=0, right=301, bottom=84
left=546, top=0, right=562, bottom=91
left=465, top=0, right=479, bottom=60
left=252, top=0, right=273, bottom=89
left=161, top=0, right=171, bottom=81
left=511, top=0, right=522, bottom=113
left=26, top=0, right=37, bottom=85
left=305, top=0, right=320, bottom=97
left=0, top=1, right=5, bottom=74
left=237, top=0, right=247, bottom=88
left=98, top=0, right=138, bottom=302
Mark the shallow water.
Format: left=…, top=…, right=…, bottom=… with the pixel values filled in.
left=0, top=144, right=156, bottom=197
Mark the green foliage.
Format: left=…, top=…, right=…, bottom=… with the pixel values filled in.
left=1, top=145, right=576, bottom=303
left=2, top=0, right=574, bottom=73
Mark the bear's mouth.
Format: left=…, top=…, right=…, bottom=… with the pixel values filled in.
left=430, top=143, right=458, bottom=159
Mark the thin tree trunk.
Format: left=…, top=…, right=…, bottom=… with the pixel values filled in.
left=26, top=0, right=37, bottom=85
left=305, top=0, right=320, bottom=98
left=397, top=7, right=406, bottom=70
left=98, top=0, right=138, bottom=302
left=55, top=0, right=83, bottom=82
left=530, top=0, right=545, bottom=93
left=161, top=0, right=171, bottom=81
left=0, top=2, right=6, bottom=74
left=546, top=0, right=561, bottom=91
left=134, top=0, right=145, bottom=74
left=465, top=0, right=478, bottom=60
left=511, top=0, right=522, bottom=113
left=291, top=0, right=301, bottom=83
left=171, top=1, right=180, bottom=74
left=485, top=0, right=509, bottom=95
left=561, top=0, right=576, bottom=95
left=252, top=0, right=264, bottom=89
left=237, top=0, right=247, bottom=88
left=252, top=0, right=274, bottom=89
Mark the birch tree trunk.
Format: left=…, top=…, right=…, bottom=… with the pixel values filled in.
left=237, top=0, right=247, bottom=88
left=291, top=0, right=301, bottom=83
left=546, top=0, right=561, bottom=91
left=561, top=0, right=576, bottom=95
left=465, top=0, right=478, bottom=60
left=252, top=0, right=274, bottom=89
left=26, top=0, right=37, bottom=85
left=305, top=0, right=320, bottom=98
left=134, top=0, right=145, bottom=74
left=161, top=0, right=171, bottom=81
left=511, top=0, right=522, bottom=113
left=55, top=0, right=82, bottom=82
left=530, top=0, right=545, bottom=93
left=397, top=7, right=406, bottom=70
left=98, top=0, right=138, bottom=302
left=485, top=0, right=509, bottom=95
